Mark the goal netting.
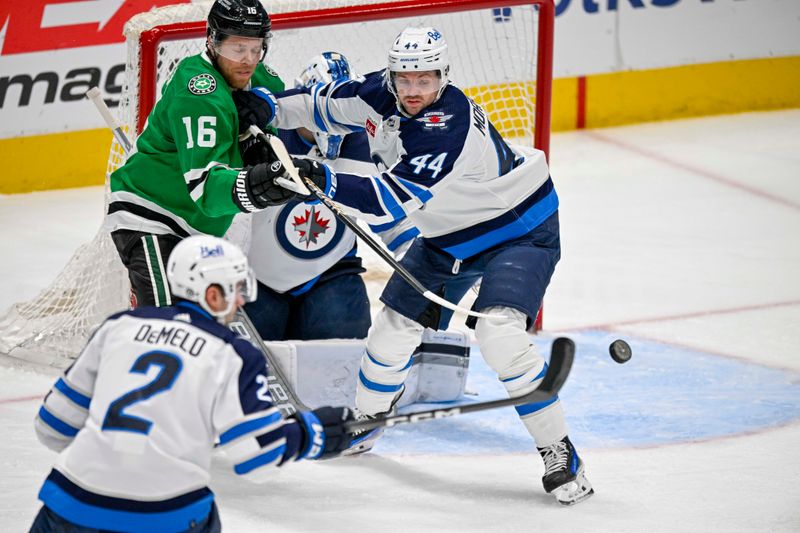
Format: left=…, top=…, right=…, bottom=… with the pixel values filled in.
left=0, top=0, right=553, bottom=369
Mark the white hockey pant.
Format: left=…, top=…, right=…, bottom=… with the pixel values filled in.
left=355, top=307, right=424, bottom=416
left=475, top=306, right=568, bottom=448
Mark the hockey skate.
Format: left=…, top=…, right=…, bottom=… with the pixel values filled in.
left=537, top=436, right=594, bottom=506
left=343, top=388, right=404, bottom=456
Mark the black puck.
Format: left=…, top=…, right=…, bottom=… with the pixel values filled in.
left=609, top=339, right=632, bottom=364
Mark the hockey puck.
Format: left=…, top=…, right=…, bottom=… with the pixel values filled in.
left=609, top=339, right=632, bottom=364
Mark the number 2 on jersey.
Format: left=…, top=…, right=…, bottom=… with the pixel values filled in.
left=182, top=116, right=217, bottom=148
left=102, top=351, right=183, bottom=435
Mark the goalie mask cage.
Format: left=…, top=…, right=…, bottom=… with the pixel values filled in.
left=0, top=0, right=553, bottom=369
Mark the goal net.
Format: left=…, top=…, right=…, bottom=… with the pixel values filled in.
left=0, top=0, right=553, bottom=369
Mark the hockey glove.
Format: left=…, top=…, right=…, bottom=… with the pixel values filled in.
left=239, top=132, right=273, bottom=167
left=231, top=160, right=296, bottom=212
left=232, top=88, right=276, bottom=135
left=292, top=157, right=333, bottom=199
left=294, top=406, right=355, bottom=460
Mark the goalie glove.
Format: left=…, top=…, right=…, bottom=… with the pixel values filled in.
left=231, top=160, right=297, bottom=212
left=232, top=88, right=276, bottom=134
left=293, top=406, right=355, bottom=460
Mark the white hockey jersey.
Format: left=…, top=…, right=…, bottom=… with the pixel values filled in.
left=34, top=303, right=308, bottom=531
left=272, top=72, right=558, bottom=260
left=248, top=129, right=418, bottom=292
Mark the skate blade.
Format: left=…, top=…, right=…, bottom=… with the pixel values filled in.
left=553, top=472, right=594, bottom=506
left=342, top=428, right=382, bottom=457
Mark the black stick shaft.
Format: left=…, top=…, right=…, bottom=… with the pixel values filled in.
left=302, top=177, right=428, bottom=295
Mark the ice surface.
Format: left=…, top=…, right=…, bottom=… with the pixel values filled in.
left=2, top=110, right=799, bottom=531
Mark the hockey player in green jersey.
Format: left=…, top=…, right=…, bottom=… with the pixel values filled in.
left=105, top=0, right=293, bottom=307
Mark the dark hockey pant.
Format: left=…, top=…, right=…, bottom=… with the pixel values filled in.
left=111, top=230, right=182, bottom=308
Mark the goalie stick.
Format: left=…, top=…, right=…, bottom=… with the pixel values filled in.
left=86, top=87, right=305, bottom=417
left=248, top=126, right=504, bottom=321
left=344, top=336, right=575, bottom=433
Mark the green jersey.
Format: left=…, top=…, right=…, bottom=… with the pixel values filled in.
left=106, top=52, right=284, bottom=238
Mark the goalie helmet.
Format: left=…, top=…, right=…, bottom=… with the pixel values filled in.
left=207, top=0, right=272, bottom=61
left=387, top=27, right=450, bottom=102
left=294, top=52, right=357, bottom=159
left=167, top=236, right=257, bottom=323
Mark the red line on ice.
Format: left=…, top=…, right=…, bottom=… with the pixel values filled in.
left=0, top=395, right=42, bottom=405
left=586, top=131, right=800, bottom=211
left=564, top=299, right=800, bottom=331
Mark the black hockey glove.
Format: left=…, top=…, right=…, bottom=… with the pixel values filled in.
left=239, top=133, right=273, bottom=167
left=295, top=406, right=355, bottom=460
left=231, top=160, right=296, bottom=212
left=292, top=157, right=330, bottom=198
left=232, top=88, right=276, bottom=135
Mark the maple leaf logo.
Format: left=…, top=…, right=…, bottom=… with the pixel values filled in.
left=293, top=205, right=330, bottom=247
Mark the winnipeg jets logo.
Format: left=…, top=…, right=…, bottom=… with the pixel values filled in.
left=276, top=201, right=344, bottom=258
left=417, top=111, right=453, bottom=129
left=293, top=205, right=330, bottom=247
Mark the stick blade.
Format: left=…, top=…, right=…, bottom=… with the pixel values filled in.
left=538, top=337, right=575, bottom=397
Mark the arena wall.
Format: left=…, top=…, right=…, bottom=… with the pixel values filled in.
left=1, top=0, right=798, bottom=193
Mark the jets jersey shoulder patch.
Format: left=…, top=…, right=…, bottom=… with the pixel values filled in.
left=188, top=73, right=217, bottom=95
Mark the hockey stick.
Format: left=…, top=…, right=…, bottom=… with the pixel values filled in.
left=86, top=88, right=133, bottom=154
left=227, top=311, right=308, bottom=416
left=87, top=87, right=305, bottom=417
left=248, top=126, right=502, bottom=321
left=345, top=337, right=575, bottom=433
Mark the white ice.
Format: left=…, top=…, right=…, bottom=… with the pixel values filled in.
left=1, top=110, right=799, bottom=532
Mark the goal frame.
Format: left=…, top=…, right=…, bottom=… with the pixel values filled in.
left=137, top=0, right=554, bottom=147
left=136, top=0, right=554, bottom=331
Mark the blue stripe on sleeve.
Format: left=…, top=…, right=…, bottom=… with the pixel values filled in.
left=369, top=219, right=401, bottom=232
left=375, top=180, right=406, bottom=221
left=395, top=176, right=434, bottom=204
left=358, top=370, right=403, bottom=393
left=54, top=378, right=91, bottom=409
left=38, top=406, right=79, bottom=437
left=234, top=444, right=286, bottom=475
left=312, top=85, right=328, bottom=133
left=219, top=411, right=282, bottom=445
left=325, top=82, right=363, bottom=133
left=387, top=227, right=419, bottom=251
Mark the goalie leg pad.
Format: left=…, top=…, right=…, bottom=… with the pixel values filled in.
left=355, top=307, right=423, bottom=416
left=475, top=306, right=567, bottom=447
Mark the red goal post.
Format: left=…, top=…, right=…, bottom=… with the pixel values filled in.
left=135, top=0, right=554, bottom=148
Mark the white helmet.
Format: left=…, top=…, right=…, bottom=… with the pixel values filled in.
left=167, top=235, right=256, bottom=322
left=294, top=51, right=356, bottom=159
left=387, top=27, right=450, bottom=102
